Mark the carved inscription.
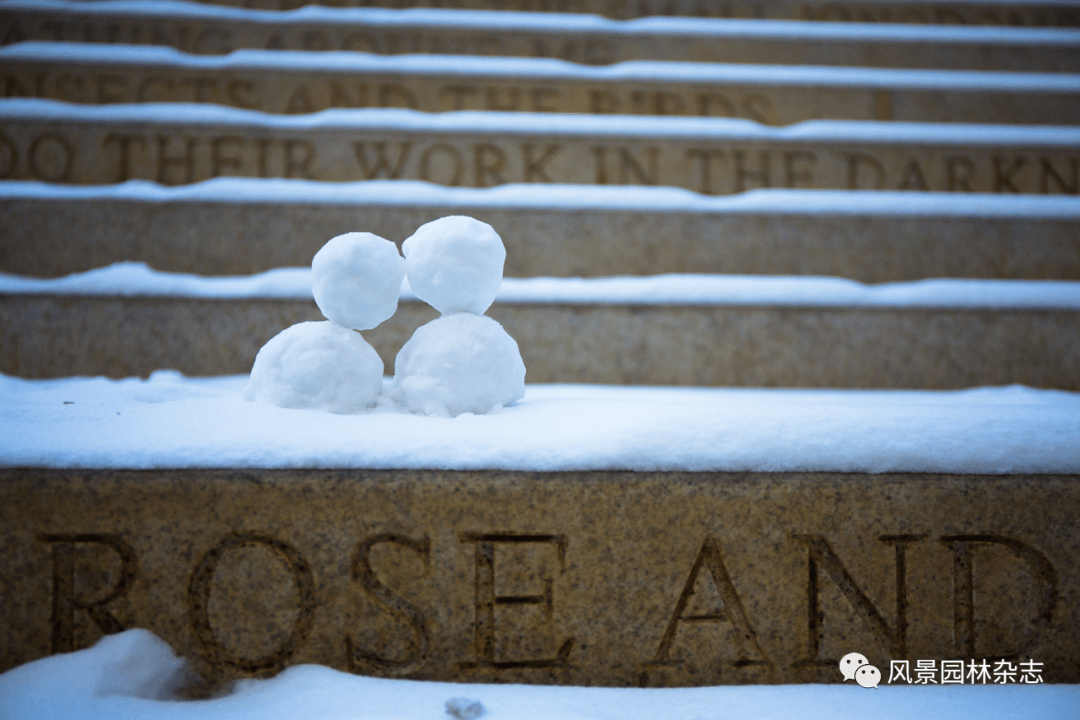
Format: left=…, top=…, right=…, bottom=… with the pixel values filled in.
left=37, top=534, right=138, bottom=654
left=458, top=533, right=574, bottom=669
left=640, top=538, right=771, bottom=685
left=1, top=127, right=1078, bottom=195
left=940, top=535, right=1058, bottom=660
left=28, top=524, right=1069, bottom=684
left=791, top=534, right=922, bottom=667
left=346, top=534, right=431, bottom=675
left=187, top=532, right=316, bottom=673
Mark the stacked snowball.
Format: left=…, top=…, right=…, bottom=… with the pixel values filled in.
left=394, top=216, right=526, bottom=416
left=244, top=217, right=526, bottom=417
left=244, top=232, right=405, bottom=414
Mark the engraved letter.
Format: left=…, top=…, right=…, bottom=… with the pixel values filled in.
left=1039, top=157, right=1079, bottom=195
left=419, top=144, right=463, bottom=186
left=104, top=133, right=146, bottom=182
left=783, top=151, right=816, bottom=189
left=897, top=159, right=929, bottom=191
left=353, top=141, right=412, bottom=180
left=845, top=152, right=885, bottom=190
left=210, top=136, right=243, bottom=177
left=284, top=85, right=314, bottom=114
left=95, top=74, right=127, bottom=103
left=379, top=84, right=417, bottom=109
left=522, top=143, right=560, bottom=183
left=0, top=133, right=16, bottom=177
left=439, top=85, right=477, bottom=111
left=156, top=135, right=196, bottom=185
left=939, top=534, right=1058, bottom=659
left=135, top=76, right=174, bottom=103
left=284, top=139, right=316, bottom=179
left=993, top=155, right=1026, bottom=193
left=474, top=143, right=506, bottom=187
left=589, top=90, right=620, bottom=114
left=484, top=86, right=521, bottom=112
left=227, top=79, right=258, bottom=109
left=618, top=146, right=659, bottom=185
left=946, top=156, right=975, bottom=192
left=733, top=150, right=770, bottom=191
left=696, top=93, right=736, bottom=118
left=188, top=532, right=316, bottom=673
left=529, top=88, right=559, bottom=112
left=458, top=533, right=574, bottom=669
left=686, top=148, right=724, bottom=194
left=641, top=538, right=770, bottom=685
left=346, top=534, right=431, bottom=676
left=28, top=133, right=72, bottom=181
left=791, top=534, right=923, bottom=667
left=38, top=534, right=138, bottom=654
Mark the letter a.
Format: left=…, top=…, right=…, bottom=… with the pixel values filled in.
left=644, top=538, right=770, bottom=679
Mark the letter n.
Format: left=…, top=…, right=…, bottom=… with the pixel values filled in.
left=791, top=534, right=922, bottom=668
left=641, top=538, right=770, bottom=684
left=37, top=534, right=139, bottom=654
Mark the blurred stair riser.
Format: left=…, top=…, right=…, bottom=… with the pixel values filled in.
left=3, top=6, right=1080, bottom=70
left=4, top=49, right=1080, bottom=125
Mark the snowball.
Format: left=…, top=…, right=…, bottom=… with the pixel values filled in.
left=312, top=232, right=405, bottom=331
left=402, top=216, right=505, bottom=315
left=394, top=314, right=525, bottom=417
left=244, top=321, right=383, bottom=414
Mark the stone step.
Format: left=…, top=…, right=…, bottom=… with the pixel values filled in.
left=4, top=182, right=1080, bottom=281
left=3, top=100, right=1080, bottom=196
left=1, top=376, right=1078, bottom=687
left=180, top=0, right=1080, bottom=27
left=3, top=269, right=1079, bottom=388
left=3, top=1, right=1079, bottom=71
left=6, top=43, right=1080, bottom=126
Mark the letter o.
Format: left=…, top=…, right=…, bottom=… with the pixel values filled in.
left=0, top=134, right=17, bottom=178
left=28, top=133, right=73, bottom=181
left=419, top=144, right=463, bottom=186
left=187, top=532, right=316, bottom=673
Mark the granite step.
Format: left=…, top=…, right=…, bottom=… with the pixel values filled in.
left=3, top=182, right=1080, bottom=281
left=179, top=0, right=1080, bottom=27
left=3, top=268, right=1078, bottom=388
left=3, top=99, right=1079, bottom=196
left=5, top=42, right=1080, bottom=126
left=2, top=381, right=1078, bottom=686
left=3, top=0, right=1079, bottom=71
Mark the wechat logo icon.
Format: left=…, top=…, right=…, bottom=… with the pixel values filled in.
left=840, top=652, right=880, bottom=688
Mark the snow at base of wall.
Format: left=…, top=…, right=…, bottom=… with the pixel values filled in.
left=0, top=628, right=1078, bottom=720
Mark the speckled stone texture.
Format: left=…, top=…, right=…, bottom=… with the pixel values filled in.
left=1, top=5, right=1076, bottom=70
left=5, top=53, right=1078, bottom=126
left=2, top=295, right=1079, bottom=389
left=4, top=197, right=1080, bottom=282
left=1, top=468, right=1077, bottom=689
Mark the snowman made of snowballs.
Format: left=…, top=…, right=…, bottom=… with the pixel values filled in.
left=244, top=216, right=525, bottom=417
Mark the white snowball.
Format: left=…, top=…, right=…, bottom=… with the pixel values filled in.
left=394, top=314, right=525, bottom=417
left=312, top=232, right=405, bottom=331
left=402, top=216, right=505, bottom=315
left=244, top=321, right=383, bottom=414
